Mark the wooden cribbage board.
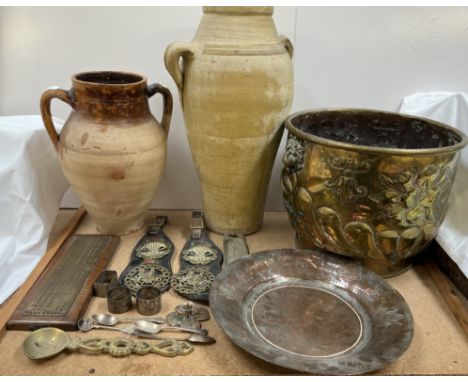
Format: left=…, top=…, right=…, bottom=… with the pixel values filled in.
left=6, top=234, right=119, bottom=331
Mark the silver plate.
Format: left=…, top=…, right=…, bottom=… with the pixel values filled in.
left=209, top=249, right=413, bottom=375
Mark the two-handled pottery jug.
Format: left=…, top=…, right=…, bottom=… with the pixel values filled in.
left=40, top=71, right=173, bottom=234
left=165, top=6, right=294, bottom=234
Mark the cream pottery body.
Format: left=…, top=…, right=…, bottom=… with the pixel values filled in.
left=165, top=6, right=294, bottom=234
left=40, top=71, right=173, bottom=234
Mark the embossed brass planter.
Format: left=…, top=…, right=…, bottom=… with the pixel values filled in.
left=281, top=109, right=467, bottom=276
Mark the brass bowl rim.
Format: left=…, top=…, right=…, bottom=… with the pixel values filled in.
left=284, top=108, right=468, bottom=156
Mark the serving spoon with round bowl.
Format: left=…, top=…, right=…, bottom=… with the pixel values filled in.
left=22, top=327, right=193, bottom=360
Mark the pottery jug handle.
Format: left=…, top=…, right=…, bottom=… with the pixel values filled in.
left=146, top=83, right=173, bottom=136
left=40, top=88, right=75, bottom=151
left=164, top=42, right=195, bottom=96
left=279, top=35, right=294, bottom=58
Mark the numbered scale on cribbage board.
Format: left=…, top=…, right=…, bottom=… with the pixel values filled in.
left=7, top=235, right=120, bottom=331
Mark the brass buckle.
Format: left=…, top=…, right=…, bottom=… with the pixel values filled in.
left=191, top=211, right=204, bottom=239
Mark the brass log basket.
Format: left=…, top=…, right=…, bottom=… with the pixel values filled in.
left=281, top=108, right=467, bottom=277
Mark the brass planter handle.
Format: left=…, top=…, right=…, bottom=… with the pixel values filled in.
left=40, top=88, right=75, bottom=151
left=164, top=42, right=196, bottom=97
left=146, top=83, right=173, bottom=136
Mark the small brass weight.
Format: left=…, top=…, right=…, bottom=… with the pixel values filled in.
left=23, top=327, right=193, bottom=360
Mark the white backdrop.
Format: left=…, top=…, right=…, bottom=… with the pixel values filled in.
left=1, top=6, right=468, bottom=210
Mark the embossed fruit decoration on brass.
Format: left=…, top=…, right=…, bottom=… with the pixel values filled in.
left=281, top=109, right=467, bottom=276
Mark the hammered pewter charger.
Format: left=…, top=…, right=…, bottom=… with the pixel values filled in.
left=209, top=249, right=413, bottom=375
left=281, top=109, right=467, bottom=276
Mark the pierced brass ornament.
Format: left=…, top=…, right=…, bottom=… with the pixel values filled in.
left=132, top=341, right=152, bottom=355
left=119, top=216, right=175, bottom=294
left=123, top=264, right=171, bottom=296
left=173, top=211, right=223, bottom=302
left=107, top=339, right=133, bottom=357
left=136, top=241, right=172, bottom=260
left=182, top=245, right=217, bottom=265
left=170, top=267, right=215, bottom=295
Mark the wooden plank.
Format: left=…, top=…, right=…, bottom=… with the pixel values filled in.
left=430, top=241, right=468, bottom=299
left=7, top=234, right=119, bottom=331
left=0, top=208, right=85, bottom=336
left=425, top=259, right=468, bottom=338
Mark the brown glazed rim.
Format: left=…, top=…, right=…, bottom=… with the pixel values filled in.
left=284, top=108, right=468, bottom=156
left=72, top=71, right=147, bottom=87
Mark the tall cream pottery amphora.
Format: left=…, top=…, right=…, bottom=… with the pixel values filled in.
left=165, top=6, right=294, bottom=234
left=40, top=71, right=173, bottom=234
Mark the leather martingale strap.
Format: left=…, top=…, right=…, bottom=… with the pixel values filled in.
left=119, top=216, right=175, bottom=296
left=171, top=211, right=223, bottom=303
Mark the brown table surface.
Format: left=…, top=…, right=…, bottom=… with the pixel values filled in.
left=0, top=210, right=467, bottom=376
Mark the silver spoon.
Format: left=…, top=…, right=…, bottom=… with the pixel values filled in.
left=135, top=320, right=208, bottom=336
left=78, top=318, right=214, bottom=345
left=78, top=318, right=171, bottom=340
left=92, top=313, right=165, bottom=326
left=132, top=328, right=216, bottom=345
left=78, top=318, right=134, bottom=334
left=185, top=333, right=216, bottom=345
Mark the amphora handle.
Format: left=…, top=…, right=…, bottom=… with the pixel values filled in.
left=146, top=83, right=173, bottom=136
left=164, top=42, right=196, bottom=99
left=40, top=88, right=75, bottom=151
left=279, top=35, right=294, bottom=58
